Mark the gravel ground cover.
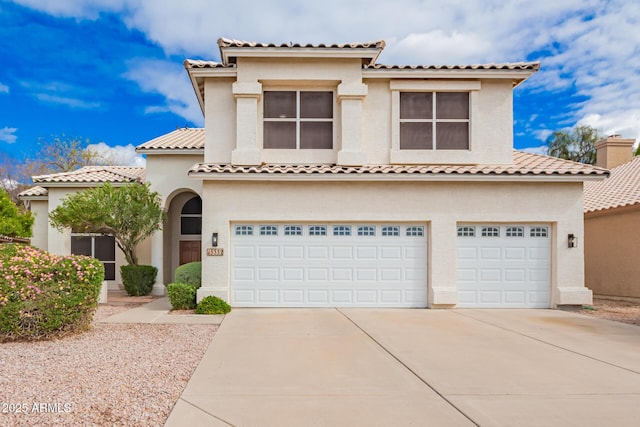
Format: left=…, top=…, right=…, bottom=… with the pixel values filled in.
left=0, top=303, right=217, bottom=426
left=560, top=297, right=640, bottom=326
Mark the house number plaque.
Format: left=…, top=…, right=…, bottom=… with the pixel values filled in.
left=207, top=248, right=224, bottom=256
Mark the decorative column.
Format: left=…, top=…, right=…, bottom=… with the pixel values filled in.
left=150, top=229, right=165, bottom=296
left=231, top=82, right=262, bottom=165
left=337, top=82, right=368, bottom=166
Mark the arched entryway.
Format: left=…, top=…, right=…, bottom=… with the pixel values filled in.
left=164, top=191, right=202, bottom=283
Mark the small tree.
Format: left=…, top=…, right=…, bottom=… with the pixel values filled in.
left=49, top=182, right=165, bottom=265
left=546, top=124, right=600, bottom=165
left=0, top=188, right=34, bottom=238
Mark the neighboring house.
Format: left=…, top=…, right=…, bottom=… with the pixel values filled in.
left=21, top=38, right=608, bottom=308
left=584, top=136, right=640, bottom=299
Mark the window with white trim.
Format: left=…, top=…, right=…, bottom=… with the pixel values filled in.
left=381, top=226, right=400, bottom=236
left=333, top=225, right=351, bottom=236
left=263, top=91, right=333, bottom=149
left=284, top=225, right=302, bottom=236
left=506, top=226, right=524, bottom=237
left=406, top=226, right=424, bottom=237
left=357, top=226, right=376, bottom=236
left=309, top=225, right=327, bottom=236
left=259, top=225, right=278, bottom=236
left=71, top=234, right=116, bottom=280
left=457, top=226, right=475, bottom=237
left=235, top=225, right=254, bottom=236
left=481, top=226, right=500, bottom=237
left=400, top=92, right=469, bottom=150
left=530, top=227, right=549, bottom=237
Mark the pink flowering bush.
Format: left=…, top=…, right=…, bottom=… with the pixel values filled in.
left=0, top=244, right=104, bottom=342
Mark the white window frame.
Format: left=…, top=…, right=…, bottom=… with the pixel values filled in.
left=481, top=226, right=500, bottom=237
left=357, top=226, right=376, bottom=236
left=333, top=225, right=351, bottom=236
left=309, top=225, right=327, bottom=236
left=506, top=226, right=525, bottom=237
left=530, top=227, right=549, bottom=238
left=381, top=226, right=400, bottom=237
left=259, top=225, right=278, bottom=236
left=390, top=80, right=480, bottom=164
left=406, top=226, right=425, bottom=237
left=284, top=225, right=302, bottom=236
left=457, top=226, right=475, bottom=237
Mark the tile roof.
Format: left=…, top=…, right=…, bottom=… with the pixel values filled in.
left=189, top=151, right=608, bottom=179
left=365, top=62, right=540, bottom=71
left=18, top=186, right=48, bottom=198
left=32, top=166, right=145, bottom=184
left=183, top=59, right=233, bottom=69
left=217, top=38, right=386, bottom=50
left=584, top=156, right=640, bottom=213
left=136, top=128, right=205, bottom=152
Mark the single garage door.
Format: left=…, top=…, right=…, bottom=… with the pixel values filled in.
left=456, top=224, right=551, bottom=308
left=231, top=223, right=427, bottom=307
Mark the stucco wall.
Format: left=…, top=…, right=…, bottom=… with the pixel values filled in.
left=202, top=57, right=516, bottom=166
left=585, top=206, right=640, bottom=298
left=28, top=199, right=49, bottom=250
left=198, top=179, right=589, bottom=307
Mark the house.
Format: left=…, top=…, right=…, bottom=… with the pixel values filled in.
left=584, top=135, right=640, bottom=299
left=20, top=38, right=608, bottom=308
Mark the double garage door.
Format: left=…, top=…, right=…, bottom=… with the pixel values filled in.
left=230, top=222, right=551, bottom=308
left=231, top=223, right=428, bottom=307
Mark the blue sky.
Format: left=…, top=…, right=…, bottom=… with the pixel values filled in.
left=1, top=0, right=638, bottom=166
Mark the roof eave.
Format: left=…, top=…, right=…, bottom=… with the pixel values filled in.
left=184, top=64, right=238, bottom=114
left=220, top=47, right=384, bottom=66
left=136, top=148, right=205, bottom=155
left=362, top=68, right=539, bottom=86
left=188, top=171, right=606, bottom=182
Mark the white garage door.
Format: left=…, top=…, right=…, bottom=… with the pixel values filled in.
left=231, top=224, right=427, bottom=307
left=456, top=224, right=551, bottom=308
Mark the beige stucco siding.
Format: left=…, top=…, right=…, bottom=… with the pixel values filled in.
left=585, top=206, right=640, bottom=298
left=28, top=199, right=49, bottom=250
left=198, top=179, right=589, bottom=307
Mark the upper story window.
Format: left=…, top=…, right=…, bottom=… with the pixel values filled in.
left=263, top=91, right=333, bottom=149
left=400, top=92, right=469, bottom=150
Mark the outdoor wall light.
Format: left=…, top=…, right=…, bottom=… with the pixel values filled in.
left=212, top=232, right=218, bottom=247
left=568, top=234, right=577, bottom=248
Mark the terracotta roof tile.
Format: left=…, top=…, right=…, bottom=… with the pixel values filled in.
left=365, top=62, right=540, bottom=71
left=136, top=128, right=204, bottom=152
left=32, top=166, right=145, bottom=184
left=18, top=186, right=48, bottom=198
left=189, top=151, right=607, bottom=178
left=217, top=38, right=386, bottom=50
left=584, top=156, right=640, bottom=212
left=183, top=59, right=233, bottom=69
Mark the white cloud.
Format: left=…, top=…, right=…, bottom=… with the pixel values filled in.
left=123, top=59, right=203, bottom=126
left=15, top=0, right=640, bottom=143
left=0, top=83, right=8, bottom=94
left=34, top=93, right=101, bottom=109
left=0, top=127, right=18, bottom=144
left=86, top=142, right=146, bottom=167
left=533, top=129, right=554, bottom=142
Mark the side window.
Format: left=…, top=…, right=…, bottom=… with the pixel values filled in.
left=71, top=235, right=116, bottom=280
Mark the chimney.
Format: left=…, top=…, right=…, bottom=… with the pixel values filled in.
left=595, top=135, right=635, bottom=169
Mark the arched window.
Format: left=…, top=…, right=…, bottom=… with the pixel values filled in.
left=181, top=196, right=202, bottom=235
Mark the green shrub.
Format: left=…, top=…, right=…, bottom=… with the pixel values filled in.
left=174, top=261, right=201, bottom=289
left=196, top=295, right=231, bottom=315
left=167, top=282, right=197, bottom=310
left=120, top=264, right=157, bottom=296
left=0, top=244, right=104, bottom=342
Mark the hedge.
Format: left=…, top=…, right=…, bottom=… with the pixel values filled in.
left=174, top=261, right=201, bottom=289
left=0, top=244, right=104, bottom=342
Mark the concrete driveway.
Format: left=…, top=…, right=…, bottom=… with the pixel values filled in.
left=165, top=309, right=640, bottom=427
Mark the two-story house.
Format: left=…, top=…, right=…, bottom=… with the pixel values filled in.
left=21, top=38, right=607, bottom=308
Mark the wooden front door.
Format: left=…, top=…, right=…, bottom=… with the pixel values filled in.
left=179, top=241, right=201, bottom=265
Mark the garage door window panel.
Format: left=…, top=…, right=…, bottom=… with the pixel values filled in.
left=357, top=226, right=376, bottom=236
left=309, top=226, right=327, bottom=236
left=260, top=225, right=278, bottom=236
left=457, top=226, right=475, bottom=237
left=382, top=226, right=400, bottom=236
left=235, top=225, right=254, bottom=236
left=530, top=227, right=548, bottom=237
left=481, top=226, right=500, bottom=237
left=333, top=226, right=351, bottom=236
left=284, top=225, right=302, bottom=236
left=406, top=226, right=424, bottom=237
